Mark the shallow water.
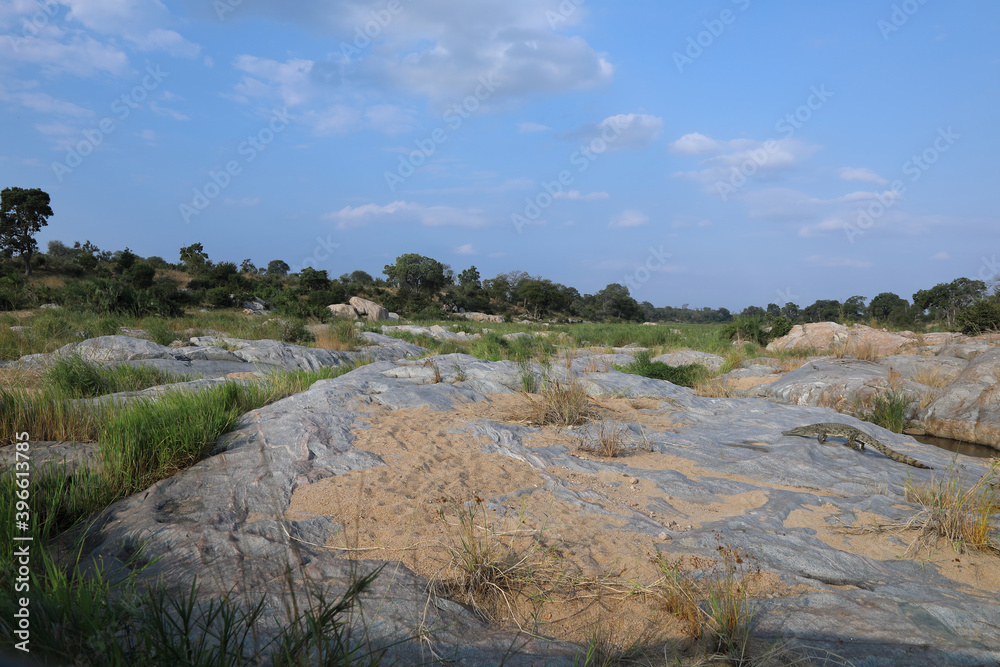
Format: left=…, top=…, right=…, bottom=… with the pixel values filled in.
left=913, top=434, right=997, bottom=459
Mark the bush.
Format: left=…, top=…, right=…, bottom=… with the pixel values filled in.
left=615, top=351, right=707, bottom=388
left=956, top=300, right=1000, bottom=335
left=720, top=314, right=790, bottom=347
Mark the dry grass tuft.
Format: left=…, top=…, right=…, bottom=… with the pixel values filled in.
left=525, top=377, right=594, bottom=426
left=312, top=321, right=363, bottom=351
left=904, top=459, right=1000, bottom=554
left=913, top=366, right=958, bottom=388
left=579, top=419, right=632, bottom=458
left=692, top=378, right=743, bottom=398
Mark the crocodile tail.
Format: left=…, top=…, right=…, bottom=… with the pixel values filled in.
left=886, top=448, right=932, bottom=469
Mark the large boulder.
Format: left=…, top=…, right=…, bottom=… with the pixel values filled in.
left=767, top=323, right=920, bottom=358
left=327, top=303, right=359, bottom=320
left=459, top=312, right=505, bottom=324
left=16, top=335, right=179, bottom=366
left=71, top=356, right=997, bottom=665
left=349, top=296, right=389, bottom=322
left=921, top=348, right=1000, bottom=450
left=652, top=350, right=725, bottom=373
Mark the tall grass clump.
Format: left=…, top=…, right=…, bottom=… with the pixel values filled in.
left=0, top=386, right=107, bottom=444
left=526, top=377, right=593, bottom=426
left=46, top=354, right=188, bottom=398
left=614, top=351, right=707, bottom=388
left=854, top=387, right=912, bottom=433
left=904, top=459, right=1000, bottom=554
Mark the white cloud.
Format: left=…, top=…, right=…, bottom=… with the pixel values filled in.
left=554, top=189, right=608, bottom=201
left=149, top=101, right=188, bottom=121
left=671, top=134, right=819, bottom=186
left=0, top=83, right=92, bottom=117
left=226, top=1, right=613, bottom=108
left=234, top=55, right=314, bottom=107
left=455, top=243, right=476, bottom=255
left=931, top=251, right=951, bottom=260
left=838, top=167, right=888, bottom=185
left=517, top=121, right=550, bottom=133
left=364, top=104, right=416, bottom=135
left=609, top=209, right=648, bottom=229
left=134, top=28, right=200, bottom=58
left=0, top=32, right=129, bottom=76
left=325, top=201, right=488, bottom=230
left=303, top=105, right=362, bottom=135
left=804, top=255, right=873, bottom=269
left=573, top=113, right=663, bottom=152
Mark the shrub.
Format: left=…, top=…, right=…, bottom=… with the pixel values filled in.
left=956, top=300, right=1000, bottom=335
left=615, top=350, right=707, bottom=388
left=721, top=314, right=791, bottom=347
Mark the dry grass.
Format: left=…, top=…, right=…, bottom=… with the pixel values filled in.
left=912, top=366, right=958, bottom=388
left=436, top=498, right=567, bottom=624
left=524, top=377, right=594, bottom=426
left=904, top=459, right=1000, bottom=554
left=775, top=357, right=808, bottom=373
left=311, top=321, right=363, bottom=351
left=692, top=377, right=743, bottom=398
left=579, top=419, right=631, bottom=458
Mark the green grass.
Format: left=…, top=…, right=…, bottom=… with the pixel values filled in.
left=0, top=360, right=381, bottom=664
left=46, top=354, right=189, bottom=398
left=854, top=387, right=913, bottom=433
left=614, top=351, right=708, bottom=388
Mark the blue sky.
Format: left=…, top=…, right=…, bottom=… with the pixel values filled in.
left=1, top=0, right=998, bottom=310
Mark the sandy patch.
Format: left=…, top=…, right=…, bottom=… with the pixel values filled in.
left=286, top=396, right=797, bottom=647
left=784, top=505, right=1000, bottom=595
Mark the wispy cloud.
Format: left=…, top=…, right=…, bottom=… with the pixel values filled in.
left=325, top=201, right=488, bottom=230
left=609, top=209, right=649, bottom=228
left=839, top=167, right=888, bottom=185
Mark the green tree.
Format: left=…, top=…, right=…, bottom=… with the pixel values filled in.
left=267, top=259, right=290, bottom=277
left=458, top=266, right=482, bottom=290
left=179, top=243, right=210, bottom=274
left=297, top=266, right=330, bottom=292
left=593, top=283, right=642, bottom=321
left=240, top=258, right=258, bottom=275
left=869, top=292, right=909, bottom=324
left=0, top=187, right=53, bottom=276
left=913, top=278, right=987, bottom=328
left=842, top=295, right=867, bottom=320
left=802, top=299, right=841, bottom=323
left=383, top=253, right=449, bottom=294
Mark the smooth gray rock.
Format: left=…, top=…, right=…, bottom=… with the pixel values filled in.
left=921, top=348, right=1000, bottom=449
left=878, top=354, right=967, bottom=385
left=71, top=356, right=997, bottom=665
left=17, top=335, right=180, bottom=367
left=652, top=350, right=724, bottom=372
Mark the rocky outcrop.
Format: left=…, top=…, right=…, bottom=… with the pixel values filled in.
left=922, top=348, right=1000, bottom=447
left=381, top=324, right=481, bottom=342
left=458, top=312, right=505, bottom=324
left=327, top=303, right=359, bottom=319
left=767, top=322, right=924, bottom=358
left=652, top=349, right=725, bottom=372
left=349, top=296, right=389, bottom=322
left=17, top=335, right=179, bottom=366
left=71, top=356, right=999, bottom=665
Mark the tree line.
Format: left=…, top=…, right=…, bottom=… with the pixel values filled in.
left=1, top=187, right=998, bottom=332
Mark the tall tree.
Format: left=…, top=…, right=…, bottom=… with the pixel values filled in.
left=0, top=187, right=53, bottom=276
left=383, top=253, right=449, bottom=294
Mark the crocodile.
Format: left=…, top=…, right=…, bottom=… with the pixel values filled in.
left=782, top=422, right=932, bottom=469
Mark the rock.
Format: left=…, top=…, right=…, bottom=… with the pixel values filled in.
left=327, top=303, right=359, bottom=320
left=241, top=297, right=269, bottom=315
left=387, top=312, right=402, bottom=321
left=9, top=326, right=29, bottom=334
left=642, top=322, right=657, bottom=326
left=762, top=357, right=932, bottom=419
left=913, top=339, right=995, bottom=361
left=16, top=335, right=179, bottom=367
left=878, top=354, right=966, bottom=385
left=458, top=312, right=505, bottom=324
left=502, top=332, right=533, bottom=341
left=71, top=356, right=997, bottom=665
left=381, top=325, right=480, bottom=342
left=921, top=348, right=1000, bottom=450
left=39, top=303, right=60, bottom=310
left=767, top=323, right=922, bottom=358
left=651, top=350, right=725, bottom=372
left=349, top=296, right=389, bottom=322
